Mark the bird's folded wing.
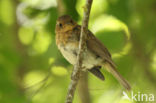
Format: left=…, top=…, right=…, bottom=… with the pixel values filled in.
left=87, top=31, right=116, bottom=67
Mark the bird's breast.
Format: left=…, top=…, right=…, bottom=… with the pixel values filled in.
left=58, top=42, right=78, bottom=65
left=58, top=42, right=103, bottom=70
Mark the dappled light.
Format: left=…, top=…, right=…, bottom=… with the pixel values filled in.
left=24, top=71, right=46, bottom=88
left=0, top=0, right=156, bottom=103
left=32, top=29, right=51, bottom=54
left=51, top=66, right=68, bottom=76
left=91, top=15, right=131, bottom=58
left=0, top=0, right=14, bottom=25
left=18, top=27, right=34, bottom=45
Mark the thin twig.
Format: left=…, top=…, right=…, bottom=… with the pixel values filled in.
left=65, top=0, right=93, bottom=103
left=26, top=65, right=52, bottom=103
left=24, top=66, right=52, bottom=90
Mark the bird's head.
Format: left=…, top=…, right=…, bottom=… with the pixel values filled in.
left=55, top=15, right=77, bottom=33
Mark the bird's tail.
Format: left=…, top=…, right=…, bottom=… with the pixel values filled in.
left=103, top=62, right=131, bottom=91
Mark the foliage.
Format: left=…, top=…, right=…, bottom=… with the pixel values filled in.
left=0, top=0, right=156, bottom=103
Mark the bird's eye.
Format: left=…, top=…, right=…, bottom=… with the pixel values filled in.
left=59, top=23, right=62, bottom=27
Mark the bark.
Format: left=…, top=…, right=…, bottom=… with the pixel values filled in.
left=65, top=0, right=93, bottom=103
left=78, top=72, right=91, bottom=103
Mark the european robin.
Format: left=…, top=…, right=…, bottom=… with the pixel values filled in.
left=55, top=15, right=131, bottom=90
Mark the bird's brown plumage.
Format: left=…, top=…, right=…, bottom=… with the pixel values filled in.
left=55, top=15, right=131, bottom=90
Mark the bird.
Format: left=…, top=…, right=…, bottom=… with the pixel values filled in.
left=55, top=15, right=131, bottom=90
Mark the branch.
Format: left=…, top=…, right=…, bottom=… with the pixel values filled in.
left=65, top=0, right=93, bottom=103
left=56, top=0, right=66, bottom=16
left=78, top=71, right=91, bottom=103
left=13, top=0, right=29, bottom=93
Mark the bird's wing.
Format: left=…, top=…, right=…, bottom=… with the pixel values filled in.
left=86, top=30, right=131, bottom=90
left=73, top=25, right=116, bottom=67
left=87, top=31, right=116, bottom=67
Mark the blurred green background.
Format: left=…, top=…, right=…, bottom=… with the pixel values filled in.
left=0, top=0, right=156, bottom=103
